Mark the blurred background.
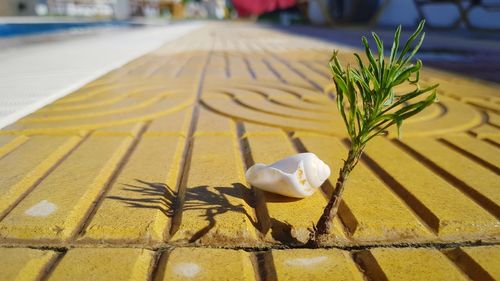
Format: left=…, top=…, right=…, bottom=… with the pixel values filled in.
left=1, top=0, right=500, bottom=81
left=1, top=0, right=499, bottom=28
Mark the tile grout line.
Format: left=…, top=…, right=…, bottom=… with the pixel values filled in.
left=358, top=142, right=441, bottom=235
left=262, top=58, right=286, bottom=83
left=347, top=251, right=371, bottom=280
left=167, top=33, right=215, bottom=239
left=71, top=122, right=151, bottom=241
left=233, top=52, right=270, bottom=239
left=147, top=248, right=165, bottom=281
left=482, top=138, right=500, bottom=149
left=149, top=248, right=172, bottom=281
left=264, top=50, right=323, bottom=91
left=298, top=60, right=330, bottom=79
left=441, top=247, right=495, bottom=281
left=243, top=56, right=257, bottom=79
left=252, top=251, right=278, bottom=281
left=224, top=51, right=231, bottom=78
left=393, top=139, right=500, bottom=219
left=38, top=249, right=67, bottom=281
left=1, top=239, right=499, bottom=251
left=351, top=250, right=388, bottom=281
left=438, top=138, right=500, bottom=174
left=0, top=132, right=91, bottom=223
left=235, top=122, right=272, bottom=237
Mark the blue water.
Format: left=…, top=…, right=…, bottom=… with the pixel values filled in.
left=0, top=21, right=136, bottom=38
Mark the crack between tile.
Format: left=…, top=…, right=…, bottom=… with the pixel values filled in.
left=1, top=239, right=498, bottom=252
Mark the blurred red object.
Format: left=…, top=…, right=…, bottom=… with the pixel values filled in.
left=232, top=0, right=297, bottom=17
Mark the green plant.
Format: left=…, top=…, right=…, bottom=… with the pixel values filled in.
left=311, top=20, right=438, bottom=244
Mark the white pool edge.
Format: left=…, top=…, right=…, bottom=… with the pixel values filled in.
left=0, top=21, right=204, bottom=130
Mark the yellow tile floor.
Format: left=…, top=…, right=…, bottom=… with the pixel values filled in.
left=0, top=23, right=499, bottom=280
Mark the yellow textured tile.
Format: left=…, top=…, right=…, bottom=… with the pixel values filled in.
left=5, top=95, right=193, bottom=135
left=40, top=95, right=127, bottom=113
left=423, top=71, right=499, bottom=100
left=247, top=60, right=278, bottom=80
left=272, top=249, right=364, bottom=281
left=0, top=248, right=57, bottom=281
left=224, top=88, right=335, bottom=122
left=488, top=112, right=500, bottom=127
left=202, top=95, right=338, bottom=135
left=443, top=135, right=500, bottom=168
left=403, top=138, right=499, bottom=217
left=298, top=135, right=434, bottom=243
left=468, top=99, right=500, bottom=113
left=158, top=248, right=255, bottom=281
left=470, top=123, right=500, bottom=138
left=310, top=60, right=333, bottom=73
left=94, top=122, right=145, bottom=136
left=228, top=55, right=252, bottom=79
left=243, top=122, right=284, bottom=135
left=63, top=81, right=159, bottom=101
left=136, top=57, right=176, bottom=77
left=0, top=135, right=133, bottom=241
left=486, top=136, right=500, bottom=146
left=206, top=60, right=228, bottom=79
left=386, top=97, right=482, bottom=137
left=194, top=106, right=233, bottom=135
left=241, top=81, right=331, bottom=104
left=52, top=84, right=122, bottom=104
left=245, top=132, right=347, bottom=244
left=0, top=135, right=16, bottom=147
left=53, top=82, right=166, bottom=105
left=153, top=58, right=191, bottom=78
left=461, top=246, right=500, bottom=279
left=80, top=136, right=186, bottom=243
left=36, top=85, right=134, bottom=113
left=24, top=96, right=165, bottom=122
left=366, top=248, right=468, bottom=281
left=288, top=61, right=330, bottom=86
left=171, top=135, right=258, bottom=245
left=264, top=58, right=310, bottom=86
left=0, top=136, right=81, bottom=216
left=177, top=56, right=205, bottom=78
left=48, top=248, right=153, bottom=281
left=267, top=93, right=332, bottom=113
left=365, top=138, right=498, bottom=239
left=146, top=107, right=193, bottom=136
left=0, top=135, right=28, bottom=158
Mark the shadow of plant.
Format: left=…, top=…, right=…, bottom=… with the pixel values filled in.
left=107, top=179, right=177, bottom=217
left=107, top=179, right=259, bottom=243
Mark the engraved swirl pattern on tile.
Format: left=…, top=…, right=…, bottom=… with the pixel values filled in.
left=203, top=81, right=342, bottom=135
left=203, top=81, right=484, bottom=136
left=6, top=80, right=195, bottom=134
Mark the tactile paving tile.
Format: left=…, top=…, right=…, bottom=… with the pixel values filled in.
left=1, top=246, right=498, bottom=280
left=0, top=23, right=498, bottom=280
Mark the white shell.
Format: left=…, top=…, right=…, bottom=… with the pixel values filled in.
left=245, top=153, right=331, bottom=198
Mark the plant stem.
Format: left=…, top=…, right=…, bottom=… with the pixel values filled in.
left=312, top=147, right=362, bottom=242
